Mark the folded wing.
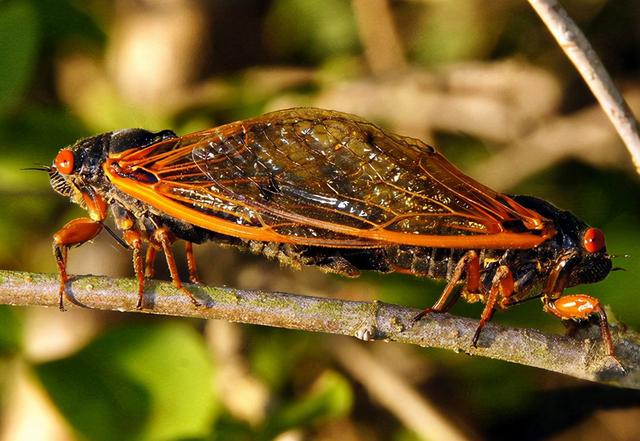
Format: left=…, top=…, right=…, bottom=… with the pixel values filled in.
left=106, top=108, right=553, bottom=249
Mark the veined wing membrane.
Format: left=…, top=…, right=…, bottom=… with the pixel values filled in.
left=108, top=108, right=554, bottom=248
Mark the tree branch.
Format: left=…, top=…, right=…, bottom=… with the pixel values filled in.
left=1, top=270, right=639, bottom=387
left=528, top=0, right=640, bottom=175
left=352, top=0, right=407, bottom=74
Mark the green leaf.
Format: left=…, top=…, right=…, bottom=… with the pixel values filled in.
left=0, top=0, right=40, bottom=115
left=410, top=0, right=502, bottom=65
left=31, top=0, right=104, bottom=45
left=0, top=305, right=23, bottom=355
left=264, top=370, right=353, bottom=438
left=265, top=0, right=359, bottom=62
left=250, top=329, right=317, bottom=392
left=34, top=321, right=218, bottom=441
left=392, top=428, right=423, bottom=441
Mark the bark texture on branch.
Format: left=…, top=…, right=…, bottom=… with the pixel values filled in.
left=0, top=270, right=638, bottom=388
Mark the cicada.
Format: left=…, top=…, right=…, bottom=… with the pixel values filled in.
left=44, top=108, right=616, bottom=356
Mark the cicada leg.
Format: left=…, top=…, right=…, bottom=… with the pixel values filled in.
left=472, top=265, right=513, bottom=347
left=122, top=230, right=145, bottom=309
left=413, top=250, right=480, bottom=321
left=112, top=206, right=149, bottom=308
left=184, top=241, right=201, bottom=284
left=145, top=246, right=157, bottom=278
left=153, top=228, right=201, bottom=307
left=52, top=217, right=103, bottom=310
left=543, top=253, right=619, bottom=364
left=544, top=295, right=617, bottom=359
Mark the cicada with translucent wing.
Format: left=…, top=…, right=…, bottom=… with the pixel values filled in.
left=45, top=107, right=617, bottom=357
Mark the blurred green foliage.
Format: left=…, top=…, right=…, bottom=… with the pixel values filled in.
left=0, top=306, right=23, bottom=355
left=35, top=322, right=218, bottom=441
left=262, top=370, right=353, bottom=438
left=0, top=0, right=39, bottom=116
left=0, top=0, right=638, bottom=440
left=265, top=0, right=360, bottom=62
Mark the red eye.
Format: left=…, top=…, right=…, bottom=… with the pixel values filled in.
left=54, top=149, right=75, bottom=175
left=583, top=227, right=605, bottom=253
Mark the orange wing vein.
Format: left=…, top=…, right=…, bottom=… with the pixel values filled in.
left=104, top=108, right=556, bottom=249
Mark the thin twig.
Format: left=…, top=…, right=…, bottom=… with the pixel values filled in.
left=528, top=0, right=640, bottom=175
left=329, top=338, right=473, bottom=441
left=1, top=270, right=639, bottom=388
left=352, top=0, right=407, bottom=74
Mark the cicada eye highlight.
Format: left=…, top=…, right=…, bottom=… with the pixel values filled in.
left=54, top=149, right=75, bottom=175
left=583, top=227, right=606, bottom=253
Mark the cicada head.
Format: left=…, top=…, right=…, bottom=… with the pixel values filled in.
left=49, top=128, right=177, bottom=207
left=566, top=225, right=612, bottom=286
left=512, top=195, right=612, bottom=287
left=48, top=132, right=114, bottom=206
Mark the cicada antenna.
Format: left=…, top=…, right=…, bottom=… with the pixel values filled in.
left=22, top=165, right=51, bottom=172
left=608, top=253, right=629, bottom=272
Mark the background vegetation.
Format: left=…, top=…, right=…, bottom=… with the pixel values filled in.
left=0, top=0, right=639, bottom=440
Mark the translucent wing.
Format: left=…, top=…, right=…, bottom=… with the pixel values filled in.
left=105, top=108, right=554, bottom=248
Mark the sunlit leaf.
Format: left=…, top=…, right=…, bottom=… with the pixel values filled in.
left=264, top=370, right=353, bottom=437
left=34, top=321, right=218, bottom=441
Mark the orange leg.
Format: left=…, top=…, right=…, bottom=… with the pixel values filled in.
left=472, top=265, right=513, bottom=347
left=52, top=217, right=103, bottom=310
left=145, top=246, right=157, bottom=278
left=414, top=250, right=479, bottom=321
left=153, top=228, right=201, bottom=307
left=544, top=295, right=616, bottom=358
left=123, top=230, right=145, bottom=309
left=542, top=253, right=619, bottom=364
left=184, top=242, right=201, bottom=284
